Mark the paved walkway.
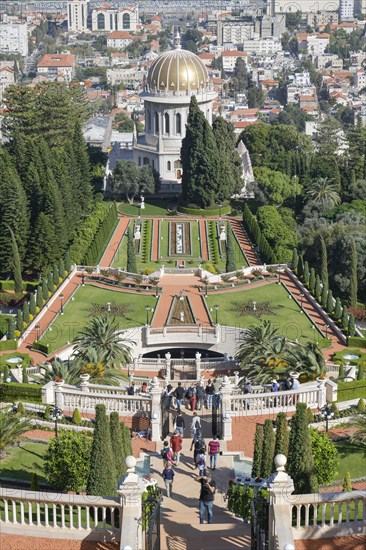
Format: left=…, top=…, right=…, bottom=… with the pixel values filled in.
left=199, top=220, right=209, bottom=260
left=229, top=220, right=259, bottom=266
left=99, top=217, right=130, bottom=267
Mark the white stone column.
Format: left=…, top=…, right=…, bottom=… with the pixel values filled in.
left=150, top=376, right=162, bottom=442
left=317, top=377, right=327, bottom=409
left=195, top=351, right=201, bottom=380
left=221, top=376, right=232, bottom=441
left=118, top=456, right=145, bottom=550
left=79, top=373, right=90, bottom=392
left=54, top=380, right=64, bottom=407
left=267, top=455, right=295, bottom=550
left=165, top=352, right=171, bottom=380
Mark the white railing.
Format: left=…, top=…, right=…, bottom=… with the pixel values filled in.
left=61, top=390, right=151, bottom=414
left=0, top=488, right=121, bottom=540
left=230, top=385, right=320, bottom=416
left=145, top=324, right=220, bottom=345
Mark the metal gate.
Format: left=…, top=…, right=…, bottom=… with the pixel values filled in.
left=250, top=496, right=269, bottom=550
left=161, top=398, right=170, bottom=440
left=144, top=495, right=161, bottom=550
left=211, top=398, right=223, bottom=439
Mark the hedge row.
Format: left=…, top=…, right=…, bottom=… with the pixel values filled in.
left=32, top=341, right=49, bottom=355
left=348, top=336, right=366, bottom=348
left=207, top=221, right=220, bottom=264
left=242, top=204, right=277, bottom=264
left=178, top=204, right=231, bottom=216
left=83, top=202, right=118, bottom=265
left=0, top=340, right=17, bottom=351
left=0, top=281, right=38, bottom=292
left=0, top=383, right=42, bottom=404
left=141, top=219, right=152, bottom=263
left=337, top=379, right=366, bottom=402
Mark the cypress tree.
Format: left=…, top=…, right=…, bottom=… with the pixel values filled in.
left=30, top=473, right=40, bottom=491
left=127, top=225, right=137, bottom=274
left=23, top=301, right=30, bottom=324
left=72, top=121, right=93, bottom=214
left=297, top=255, right=304, bottom=278
left=334, top=297, right=342, bottom=321
left=53, top=265, right=59, bottom=286
left=110, top=412, right=126, bottom=478
left=72, top=408, right=82, bottom=425
left=251, top=424, right=264, bottom=478
left=261, top=419, right=276, bottom=478
left=321, top=281, right=328, bottom=306
left=47, top=272, right=54, bottom=293
left=226, top=225, right=236, bottom=273
left=22, top=366, right=29, bottom=384
left=288, top=403, right=318, bottom=494
left=315, top=275, right=321, bottom=302
left=212, top=117, right=243, bottom=199
left=252, top=222, right=261, bottom=246
left=7, top=318, right=15, bottom=340
left=58, top=258, right=65, bottom=278
left=64, top=252, right=71, bottom=273
left=181, top=95, right=221, bottom=207
left=29, top=292, right=36, bottom=316
left=9, top=227, right=23, bottom=294
left=347, top=239, right=358, bottom=307
left=309, top=267, right=316, bottom=293
left=357, top=365, right=364, bottom=381
left=274, top=412, right=289, bottom=458
left=122, top=423, right=132, bottom=457
left=36, top=286, right=44, bottom=309
left=28, top=212, right=57, bottom=273
left=42, top=279, right=48, bottom=301
left=319, top=235, right=328, bottom=288
left=303, top=261, right=310, bottom=286
left=342, top=472, right=352, bottom=492
left=341, top=306, right=349, bottom=330
left=16, top=309, right=23, bottom=332
left=292, top=249, right=299, bottom=272
left=326, top=289, right=334, bottom=314
left=87, top=405, right=117, bottom=496
left=348, top=313, right=355, bottom=337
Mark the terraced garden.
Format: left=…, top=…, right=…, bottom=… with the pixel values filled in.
left=206, top=220, right=248, bottom=272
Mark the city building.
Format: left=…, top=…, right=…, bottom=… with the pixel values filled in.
left=0, top=22, right=28, bottom=57
left=287, top=71, right=317, bottom=103
left=0, top=61, right=15, bottom=102
left=222, top=50, right=249, bottom=72
left=242, top=37, right=283, bottom=55
left=67, top=0, right=89, bottom=33
left=106, top=31, right=134, bottom=49
left=133, top=33, right=216, bottom=191
left=37, top=53, right=76, bottom=82
left=306, top=11, right=339, bottom=27
left=91, top=5, right=138, bottom=32
left=339, top=0, right=354, bottom=19
left=354, top=68, right=366, bottom=91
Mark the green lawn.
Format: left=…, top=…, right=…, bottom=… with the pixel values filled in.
left=206, top=221, right=248, bottom=271
left=38, top=286, right=157, bottom=352
left=0, top=441, right=48, bottom=483
left=117, top=199, right=172, bottom=216
left=206, top=283, right=325, bottom=343
left=111, top=229, right=128, bottom=270
left=334, top=440, right=366, bottom=481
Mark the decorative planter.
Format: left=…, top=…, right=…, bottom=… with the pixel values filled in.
left=289, top=371, right=300, bottom=380
left=316, top=376, right=326, bottom=387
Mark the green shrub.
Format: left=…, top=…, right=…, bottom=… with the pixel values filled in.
left=17, top=402, right=25, bottom=414
left=0, top=339, right=17, bottom=351
left=0, top=383, right=42, bottom=404
left=142, top=219, right=152, bottom=263
left=337, top=379, right=366, bottom=402
left=202, top=261, right=217, bottom=274
left=32, top=341, right=49, bottom=355
left=357, top=398, right=365, bottom=412
left=72, top=408, right=82, bottom=425
left=178, top=204, right=231, bottom=216
left=342, top=472, right=352, bottom=492
left=348, top=337, right=366, bottom=348
left=44, top=404, right=53, bottom=421
left=357, top=363, right=364, bottom=380
left=30, top=473, right=40, bottom=491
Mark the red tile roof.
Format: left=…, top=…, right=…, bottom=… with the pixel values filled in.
left=37, top=54, right=75, bottom=68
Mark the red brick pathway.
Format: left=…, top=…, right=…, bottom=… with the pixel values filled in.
left=99, top=217, right=130, bottom=267
left=199, top=219, right=209, bottom=260
left=151, top=218, right=159, bottom=261
left=229, top=219, right=259, bottom=266
left=0, top=536, right=119, bottom=550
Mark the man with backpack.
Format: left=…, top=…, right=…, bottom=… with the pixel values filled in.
left=205, top=379, right=215, bottom=410
left=162, top=462, right=175, bottom=498
left=173, top=411, right=185, bottom=436
left=161, top=440, right=175, bottom=468
left=195, top=448, right=207, bottom=477
left=190, top=430, right=206, bottom=467
left=190, top=412, right=201, bottom=442
left=186, top=385, right=196, bottom=411
left=173, top=382, right=185, bottom=413
left=196, top=383, right=205, bottom=411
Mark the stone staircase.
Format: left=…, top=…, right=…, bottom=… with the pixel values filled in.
left=229, top=219, right=260, bottom=266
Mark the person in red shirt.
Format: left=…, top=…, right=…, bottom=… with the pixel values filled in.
left=208, top=435, right=221, bottom=470
left=170, top=430, right=183, bottom=466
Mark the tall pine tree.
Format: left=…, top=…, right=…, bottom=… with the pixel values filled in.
left=347, top=238, right=358, bottom=307
left=9, top=227, right=23, bottom=294
left=251, top=424, right=264, bottom=478
left=288, top=403, right=318, bottom=494
left=226, top=225, right=236, bottom=272
left=319, top=235, right=328, bottom=288
left=87, top=405, right=117, bottom=496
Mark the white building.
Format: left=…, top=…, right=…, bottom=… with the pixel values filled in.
left=37, top=53, right=76, bottom=82
left=340, top=0, right=354, bottom=19
left=91, top=6, right=138, bottom=32
left=217, top=20, right=256, bottom=47
left=0, top=22, right=28, bottom=57
left=306, top=34, right=330, bottom=56
left=354, top=69, right=366, bottom=91
left=67, top=0, right=89, bottom=33
left=133, top=34, right=217, bottom=191
left=242, top=37, right=283, bottom=56
left=0, top=62, right=15, bottom=102
left=287, top=72, right=316, bottom=103
left=222, top=50, right=249, bottom=72
left=106, top=31, right=134, bottom=49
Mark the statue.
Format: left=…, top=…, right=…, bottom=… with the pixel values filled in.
left=219, top=225, right=226, bottom=241
left=134, top=225, right=141, bottom=240
left=180, top=312, right=184, bottom=322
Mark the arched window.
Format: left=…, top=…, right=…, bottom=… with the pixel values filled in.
left=154, top=112, right=159, bottom=133
left=97, top=13, right=105, bottom=30
left=176, top=113, right=181, bottom=134
left=147, top=111, right=151, bottom=131
left=164, top=113, right=170, bottom=134
left=123, top=13, right=131, bottom=29
left=167, top=161, right=171, bottom=171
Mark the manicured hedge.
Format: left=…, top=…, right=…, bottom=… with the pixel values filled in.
left=337, top=379, right=366, bottom=402
left=207, top=221, right=220, bottom=264
left=0, top=281, right=38, bottom=291
left=0, top=340, right=17, bottom=351
left=348, top=337, right=366, bottom=348
left=141, top=219, right=152, bottom=263
left=178, top=204, right=231, bottom=216
left=32, top=341, right=49, bottom=355
left=0, top=383, right=42, bottom=404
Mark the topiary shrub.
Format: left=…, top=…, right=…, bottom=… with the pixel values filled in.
left=17, top=402, right=25, bottom=414
left=357, top=398, right=365, bottom=413
left=44, top=404, right=53, bottom=421
left=31, top=472, right=40, bottom=491
left=342, top=472, right=352, bottom=492
left=72, top=408, right=82, bottom=425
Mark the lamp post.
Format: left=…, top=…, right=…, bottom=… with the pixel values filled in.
left=325, top=324, right=329, bottom=339
left=35, top=323, right=40, bottom=341
left=300, top=293, right=305, bottom=311
left=59, top=293, right=64, bottom=315
left=320, top=403, right=334, bottom=433
left=52, top=404, right=63, bottom=437
left=81, top=267, right=85, bottom=286
left=145, top=305, right=151, bottom=325
left=214, top=304, right=219, bottom=324
left=219, top=203, right=223, bottom=219
left=277, top=266, right=281, bottom=285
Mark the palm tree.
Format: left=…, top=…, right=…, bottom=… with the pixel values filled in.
left=75, top=348, right=129, bottom=386
left=285, top=342, right=325, bottom=378
left=236, top=320, right=282, bottom=363
left=33, top=358, right=81, bottom=386
left=351, top=415, right=366, bottom=447
left=73, top=315, right=134, bottom=369
left=305, top=178, right=341, bottom=208
left=0, top=413, right=32, bottom=458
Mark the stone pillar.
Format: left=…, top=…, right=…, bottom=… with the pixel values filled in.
left=221, top=376, right=232, bottom=441
left=118, top=456, right=145, bottom=550
left=234, top=371, right=240, bottom=387
left=317, top=377, right=327, bottom=409
left=195, top=351, right=201, bottom=380
left=267, top=455, right=295, bottom=550
left=129, top=372, right=134, bottom=386
left=165, top=352, right=171, bottom=380
left=54, top=380, right=64, bottom=407
left=150, top=376, right=162, bottom=442
left=79, top=373, right=90, bottom=392
left=214, top=324, right=220, bottom=342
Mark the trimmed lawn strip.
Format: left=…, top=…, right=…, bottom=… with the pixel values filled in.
left=117, top=199, right=171, bottom=216
left=205, top=283, right=325, bottom=343
left=337, top=379, right=366, bottom=402
left=0, top=441, right=48, bottom=484
left=333, top=440, right=366, bottom=481
left=38, top=286, right=157, bottom=353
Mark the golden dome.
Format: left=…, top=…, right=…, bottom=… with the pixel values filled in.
left=147, top=48, right=209, bottom=93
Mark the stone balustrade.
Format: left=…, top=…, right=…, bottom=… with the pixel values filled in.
left=0, top=487, right=121, bottom=541
left=61, top=390, right=151, bottom=414
left=145, top=324, right=220, bottom=345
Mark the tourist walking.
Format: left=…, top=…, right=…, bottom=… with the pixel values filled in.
left=205, top=379, right=214, bottom=409
left=196, top=383, right=205, bottom=410
left=190, top=412, right=201, bottom=441
left=170, top=430, right=183, bottom=466
left=173, top=382, right=185, bottom=413
left=190, top=430, right=206, bottom=467
left=161, top=441, right=175, bottom=468
left=212, top=378, right=221, bottom=408
left=186, top=385, right=197, bottom=411
left=173, top=411, right=185, bottom=436
left=195, top=448, right=207, bottom=477
left=162, top=463, right=175, bottom=497
left=195, top=474, right=217, bottom=524
left=208, top=435, right=221, bottom=470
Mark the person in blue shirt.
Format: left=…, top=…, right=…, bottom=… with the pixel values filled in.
left=162, top=463, right=175, bottom=497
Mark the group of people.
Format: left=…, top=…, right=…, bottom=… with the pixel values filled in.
left=160, top=429, right=220, bottom=524
left=162, top=378, right=222, bottom=413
